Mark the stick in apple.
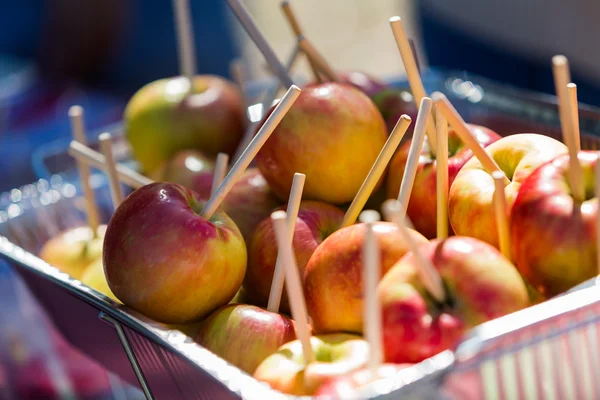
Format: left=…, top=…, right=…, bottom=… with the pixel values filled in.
left=396, top=97, right=433, bottom=220
left=69, top=106, right=100, bottom=236
left=552, top=56, right=580, bottom=150
left=229, top=59, right=250, bottom=110
left=210, top=153, right=229, bottom=197
left=201, top=85, right=302, bottom=219
left=341, top=114, right=412, bottom=228
left=432, top=92, right=510, bottom=185
left=98, top=133, right=124, bottom=208
left=436, top=111, right=449, bottom=240
left=271, top=210, right=315, bottom=363
left=267, top=172, right=306, bottom=313
left=69, top=141, right=153, bottom=189
left=492, top=171, right=511, bottom=260
left=298, top=36, right=340, bottom=83
left=595, top=153, right=600, bottom=276
left=359, top=210, right=384, bottom=374
left=564, top=83, right=585, bottom=202
left=172, top=0, right=196, bottom=90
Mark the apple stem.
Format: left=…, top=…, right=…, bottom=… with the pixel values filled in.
left=271, top=210, right=315, bottom=364
left=492, top=171, right=512, bottom=260
left=389, top=16, right=437, bottom=154
left=172, top=0, right=196, bottom=91
left=565, top=83, right=585, bottom=202
left=435, top=111, right=449, bottom=240
left=397, top=97, right=433, bottom=221
left=69, top=106, right=100, bottom=237
left=267, top=172, right=306, bottom=313
left=341, top=114, right=412, bottom=228
left=359, top=210, right=384, bottom=373
left=201, top=85, right=302, bottom=220
left=69, top=141, right=154, bottom=189
left=99, top=133, right=124, bottom=209
left=298, top=36, right=340, bottom=83
left=595, top=154, right=600, bottom=276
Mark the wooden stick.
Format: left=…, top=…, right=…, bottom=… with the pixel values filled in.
left=565, top=83, right=585, bottom=203
left=389, top=16, right=437, bottom=154
left=552, top=56, right=575, bottom=148
left=396, top=97, right=433, bottom=220
left=298, top=36, right=340, bottom=83
left=267, top=173, right=306, bottom=312
left=227, top=0, right=294, bottom=88
left=388, top=201, right=446, bottom=302
left=68, top=106, right=100, bottom=235
left=98, top=133, right=124, bottom=208
left=229, top=59, right=250, bottom=109
left=359, top=210, right=384, bottom=373
left=271, top=210, right=314, bottom=363
left=595, top=153, right=600, bottom=276
left=210, top=153, right=229, bottom=197
left=341, top=115, right=412, bottom=228
left=432, top=92, right=510, bottom=185
left=172, top=0, right=196, bottom=89
left=69, top=141, right=153, bottom=189
left=381, top=199, right=398, bottom=222
left=201, top=85, right=301, bottom=219
left=408, top=38, right=421, bottom=74
left=492, top=171, right=511, bottom=260
left=436, top=111, right=449, bottom=240
left=280, top=0, right=321, bottom=82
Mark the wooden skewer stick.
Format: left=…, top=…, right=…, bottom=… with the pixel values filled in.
left=436, top=111, right=449, bottom=240
left=69, top=106, right=100, bottom=236
left=267, top=173, right=306, bottom=313
left=210, top=153, right=229, bottom=197
left=552, top=56, right=578, bottom=150
left=408, top=38, right=421, bottom=74
left=271, top=210, right=315, bottom=363
left=341, top=115, right=412, bottom=228
left=201, top=85, right=301, bottom=219
left=595, top=153, right=600, bottom=276
left=565, top=83, right=585, bottom=203
left=359, top=210, right=384, bottom=373
left=298, top=36, right=340, bottom=83
left=99, top=133, right=124, bottom=208
left=396, top=97, right=433, bottom=220
left=69, top=141, right=153, bottom=189
left=492, top=171, right=511, bottom=260
left=388, top=201, right=446, bottom=302
left=433, top=92, right=510, bottom=185
left=389, top=16, right=437, bottom=154
left=280, top=0, right=321, bottom=82
left=172, top=0, right=196, bottom=89
left=227, top=0, right=294, bottom=88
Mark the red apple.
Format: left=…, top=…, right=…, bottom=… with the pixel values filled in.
left=304, top=222, right=428, bottom=334
left=148, top=149, right=215, bottom=188
left=103, top=182, right=247, bottom=323
left=511, top=151, right=598, bottom=297
left=244, top=200, right=345, bottom=312
left=125, top=75, right=247, bottom=173
left=371, top=88, right=418, bottom=132
left=379, top=236, right=529, bottom=364
left=386, top=124, right=501, bottom=238
left=339, top=71, right=388, bottom=98
left=256, top=82, right=388, bottom=204
left=449, top=134, right=567, bottom=248
left=195, top=304, right=296, bottom=374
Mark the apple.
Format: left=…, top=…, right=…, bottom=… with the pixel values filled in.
left=148, top=149, right=215, bottom=188
left=371, top=88, right=418, bottom=132
left=39, top=225, right=106, bottom=279
left=253, top=333, right=369, bottom=396
left=256, top=82, right=388, bottom=204
left=103, top=182, right=247, bottom=324
left=338, top=71, right=388, bottom=98
left=379, top=236, right=529, bottom=364
left=304, top=221, right=428, bottom=334
left=195, top=304, right=296, bottom=374
left=511, top=151, right=599, bottom=297
left=386, top=124, right=501, bottom=238
left=80, top=258, right=119, bottom=302
left=244, top=200, right=345, bottom=312
left=124, top=75, right=247, bottom=173
left=449, top=134, right=567, bottom=248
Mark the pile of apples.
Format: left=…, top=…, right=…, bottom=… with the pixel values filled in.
left=36, top=0, right=600, bottom=397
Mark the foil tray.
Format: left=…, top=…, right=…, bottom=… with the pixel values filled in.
left=2, top=70, right=600, bottom=399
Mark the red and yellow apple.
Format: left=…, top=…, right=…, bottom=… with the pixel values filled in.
left=371, top=88, right=418, bottom=132
left=103, top=182, right=246, bottom=324
left=149, top=149, right=215, bottom=188
left=80, top=258, right=119, bottom=302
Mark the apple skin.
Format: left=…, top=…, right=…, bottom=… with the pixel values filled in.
left=449, top=134, right=567, bottom=248
left=379, top=236, right=529, bottom=364
left=253, top=333, right=369, bottom=396
left=149, top=149, right=215, bottom=188
left=244, top=200, right=345, bottom=312
left=386, top=125, right=501, bottom=239
left=80, top=258, right=119, bottom=302
left=39, top=225, right=106, bottom=279
left=338, top=71, right=388, bottom=98
left=256, top=82, right=388, bottom=204
left=195, top=304, right=296, bottom=374
left=511, top=152, right=599, bottom=297
left=371, top=89, right=418, bottom=132
left=304, top=222, right=428, bottom=334
left=125, top=75, right=246, bottom=173
left=103, top=182, right=247, bottom=324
